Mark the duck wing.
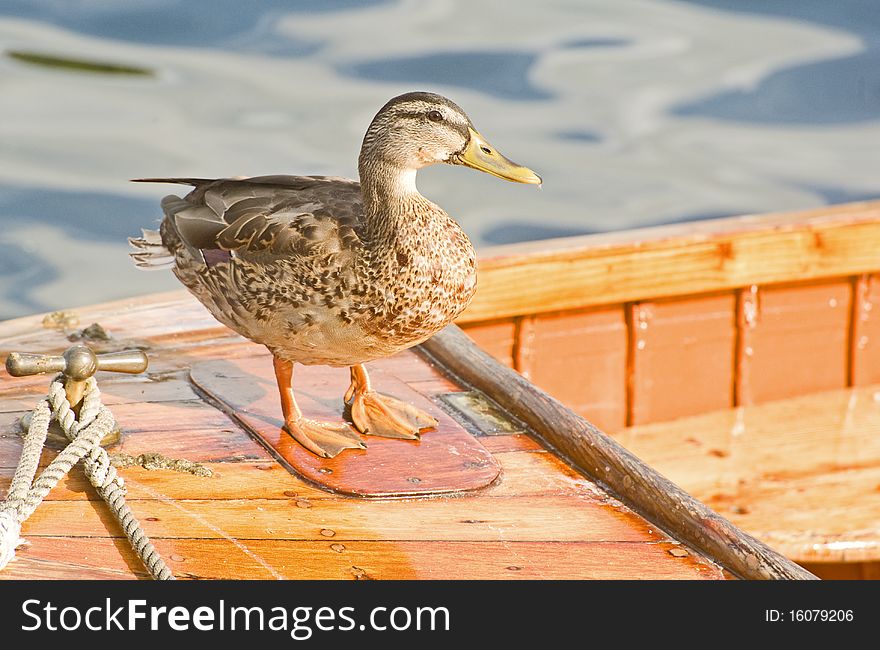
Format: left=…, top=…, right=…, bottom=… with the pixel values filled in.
left=139, top=175, right=365, bottom=264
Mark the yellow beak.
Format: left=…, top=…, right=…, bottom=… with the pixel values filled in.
left=455, top=127, right=542, bottom=185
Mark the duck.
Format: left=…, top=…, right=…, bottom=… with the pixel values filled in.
left=129, top=91, right=541, bottom=458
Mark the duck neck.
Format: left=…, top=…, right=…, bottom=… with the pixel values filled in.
left=358, top=156, right=431, bottom=246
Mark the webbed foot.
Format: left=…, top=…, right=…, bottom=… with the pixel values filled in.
left=284, top=418, right=366, bottom=458
left=350, top=390, right=438, bottom=439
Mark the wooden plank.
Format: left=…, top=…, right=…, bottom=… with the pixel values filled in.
left=0, top=376, right=199, bottom=414
left=459, top=319, right=516, bottom=367
left=524, top=307, right=627, bottom=432
left=477, top=434, right=545, bottom=454
left=112, top=400, right=272, bottom=462
left=616, top=383, right=880, bottom=563
left=630, top=294, right=735, bottom=425
left=0, top=396, right=273, bottom=465
left=0, top=291, right=223, bottom=352
left=851, top=274, right=880, bottom=386
left=0, top=451, right=601, bottom=502
left=459, top=201, right=880, bottom=323
left=190, top=351, right=501, bottom=497
left=420, top=325, right=817, bottom=579
left=734, top=285, right=758, bottom=406
left=737, top=282, right=850, bottom=405
left=0, top=537, right=726, bottom=580
left=0, top=290, right=727, bottom=581
left=19, top=494, right=666, bottom=543
left=801, top=562, right=880, bottom=580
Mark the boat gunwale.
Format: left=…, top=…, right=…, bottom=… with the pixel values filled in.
left=462, top=199, right=880, bottom=323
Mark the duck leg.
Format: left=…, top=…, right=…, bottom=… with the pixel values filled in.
left=345, top=364, right=438, bottom=439
left=273, top=356, right=366, bottom=458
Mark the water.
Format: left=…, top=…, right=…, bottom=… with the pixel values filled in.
left=0, top=0, right=878, bottom=320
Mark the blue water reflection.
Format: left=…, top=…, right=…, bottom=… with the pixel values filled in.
left=674, top=51, right=880, bottom=124
left=681, top=0, right=880, bottom=36
left=675, top=1, right=880, bottom=123
left=345, top=51, right=551, bottom=101
left=0, top=0, right=386, bottom=54
left=0, top=184, right=156, bottom=243
left=0, top=0, right=878, bottom=319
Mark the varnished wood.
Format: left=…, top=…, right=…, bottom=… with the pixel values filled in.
left=629, top=294, right=736, bottom=425
left=1, top=538, right=723, bottom=580
left=460, top=200, right=880, bottom=323
left=420, top=324, right=817, bottom=579
left=0, top=291, right=725, bottom=579
left=459, top=320, right=516, bottom=368
left=736, top=281, right=851, bottom=404
left=20, top=494, right=667, bottom=542
left=0, top=451, right=619, bottom=502
left=802, top=562, right=880, bottom=580
left=190, top=351, right=501, bottom=497
left=616, top=383, right=880, bottom=564
left=456, top=203, right=880, bottom=434
left=850, top=274, right=880, bottom=386
left=733, top=285, right=757, bottom=408
left=17, top=198, right=876, bottom=576
left=518, top=307, right=627, bottom=432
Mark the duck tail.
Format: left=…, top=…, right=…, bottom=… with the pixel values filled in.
left=128, top=228, right=175, bottom=270
left=130, top=178, right=212, bottom=186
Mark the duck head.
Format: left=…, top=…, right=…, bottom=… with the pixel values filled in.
left=359, top=91, right=541, bottom=186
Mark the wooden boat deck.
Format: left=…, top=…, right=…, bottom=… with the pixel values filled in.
left=454, top=200, right=880, bottom=579
left=618, top=384, right=880, bottom=574
left=0, top=292, right=727, bottom=579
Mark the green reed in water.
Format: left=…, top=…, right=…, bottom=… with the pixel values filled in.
left=6, top=50, right=153, bottom=76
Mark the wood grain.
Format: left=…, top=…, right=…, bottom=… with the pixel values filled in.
left=629, top=294, right=736, bottom=425
left=20, top=494, right=665, bottom=542
left=459, top=319, right=517, bottom=368
left=736, top=282, right=850, bottom=405
left=616, top=383, right=880, bottom=563
left=2, top=537, right=725, bottom=580
left=460, top=201, right=880, bottom=323
left=190, top=351, right=502, bottom=497
left=802, top=562, right=880, bottom=580
left=0, top=451, right=609, bottom=502
left=1, top=290, right=727, bottom=579
left=420, top=324, right=817, bottom=579
left=522, top=307, right=628, bottom=432
left=851, top=274, right=880, bottom=386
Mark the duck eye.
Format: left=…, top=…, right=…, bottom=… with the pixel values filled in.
left=426, top=110, right=443, bottom=122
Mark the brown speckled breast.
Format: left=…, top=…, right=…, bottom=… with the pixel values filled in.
left=155, top=176, right=477, bottom=367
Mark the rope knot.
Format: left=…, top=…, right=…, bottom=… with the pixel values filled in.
left=0, top=370, right=172, bottom=579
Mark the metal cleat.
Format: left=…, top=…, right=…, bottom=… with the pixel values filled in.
left=5, top=345, right=148, bottom=447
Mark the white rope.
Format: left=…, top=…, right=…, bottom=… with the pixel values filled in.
left=0, top=398, right=50, bottom=569
left=0, top=376, right=174, bottom=579
left=0, top=511, right=22, bottom=569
